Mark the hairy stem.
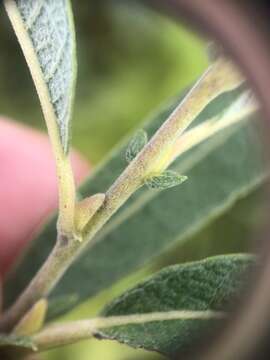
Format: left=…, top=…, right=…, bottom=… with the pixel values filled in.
left=0, top=235, right=80, bottom=332
left=33, top=311, right=225, bottom=351
left=0, top=57, right=243, bottom=332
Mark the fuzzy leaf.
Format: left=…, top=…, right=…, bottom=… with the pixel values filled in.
left=126, top=129, right=148, bottom=163
left=145, top=171, right=187, bottom=190
left=5, top=0, right=76, bottom=153
left=4, top=88, right=267, bottom=317
left=100, top=254, right=254, bottom=356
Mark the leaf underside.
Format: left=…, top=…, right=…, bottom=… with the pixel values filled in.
left=100, top=254, right=254, bottom=356
left=15, top=0, right=76, bottom=152
left=4, top=88, right=267, bottom=317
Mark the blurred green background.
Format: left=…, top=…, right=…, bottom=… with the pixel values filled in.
left=0, top=1, right=266, bottom=359
left=0, top=0, right=207, bottom=164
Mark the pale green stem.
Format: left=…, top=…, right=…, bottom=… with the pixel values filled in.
left=0, top=234, right=81, bottom=332
left=169, top=91, right=258, bottom=166
left=33, top=311, right=225, bottom=351
left=0, top=57, right=243, bottom=332
left=4, top=0, right=76, bottom=235
left=82, top=58, right=244, bottom=240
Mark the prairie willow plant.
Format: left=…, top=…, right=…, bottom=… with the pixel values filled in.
left=0, top=0, right=266, bottom=358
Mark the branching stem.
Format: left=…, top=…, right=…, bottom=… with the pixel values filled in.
left=0, top=57, right=243, bottom=332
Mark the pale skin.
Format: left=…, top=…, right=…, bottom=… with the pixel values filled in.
left=0, top=117, right=90, bottom=277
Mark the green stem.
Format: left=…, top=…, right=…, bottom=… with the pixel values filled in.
left=33, top=311, right=225, bottom=351
left=0, top=57, right=243, bottom=333
left=0, top=234, right=80, bottom=332
left=4, top=0, right=77, bottom=235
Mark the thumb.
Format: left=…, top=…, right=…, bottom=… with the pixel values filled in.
left=0, top=118, right=90, bottom=276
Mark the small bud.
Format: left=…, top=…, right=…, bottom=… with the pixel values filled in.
left=75, top=193, right=105, bottom=235
left=126, top=129, right=148, bottom=163
left=14, top=299, right=48, bottom=336
left=146, top=170, right=188, bottom=190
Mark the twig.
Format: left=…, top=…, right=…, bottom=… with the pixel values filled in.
left=0, top=58, right=243, bottom=332
left=33, top=311, right=225, bottom=351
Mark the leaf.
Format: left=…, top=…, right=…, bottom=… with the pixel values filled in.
left=126, top=129, right=148, bottom=163
left=32, top=311, right=223, bottom=351
left=99, top=254, right=254, bottom=356
left=5, top=0, right=76, bottom=153
left=145, top=171, right=187, bottom=190
left=5, top=0, right=78, bottom=232
left=14, top=299, right=48, bottom=336
left=4, top=88, right=267, bottom=316
left=0, top=333, right=35, bottom=350
left=45, top=294, right=79, bottom=321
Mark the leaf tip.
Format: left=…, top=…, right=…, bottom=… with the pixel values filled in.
left=146, top=171, right=188, bottom=190
left=126, top=129, right=148, bottom=163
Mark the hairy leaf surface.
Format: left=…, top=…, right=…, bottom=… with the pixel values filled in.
left=126, top=129, right=148, bottom=163
left=6, top=0, right=76, bottom=152
left=145, top=171, right=187, bottom=190
left=100, top=255, right=254, bottom=356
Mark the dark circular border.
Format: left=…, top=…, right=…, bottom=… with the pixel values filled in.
left=146, top=1, right=270, bottom=359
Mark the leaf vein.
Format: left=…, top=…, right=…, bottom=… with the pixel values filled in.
left=25, top=0, right=45, bottom=31
left=45, top=33, right=68, bottom=82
